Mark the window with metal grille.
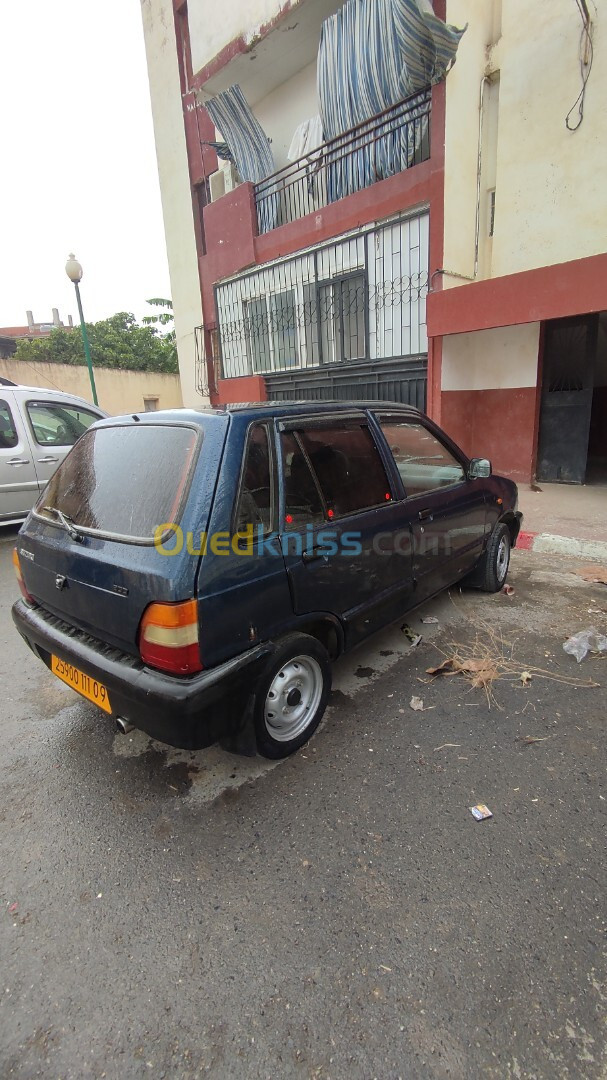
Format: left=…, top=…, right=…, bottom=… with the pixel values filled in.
left=319, top=273, right=366, bottom=364
left=215, top=214, right=429, bottom=379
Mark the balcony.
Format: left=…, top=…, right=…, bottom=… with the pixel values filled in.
left=253, top=87, right=431, bottom=235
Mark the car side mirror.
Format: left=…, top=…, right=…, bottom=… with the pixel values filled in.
left=468, top=457, right=492, bottom=479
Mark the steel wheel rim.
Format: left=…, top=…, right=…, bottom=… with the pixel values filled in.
left=496, top=535, right=510, bottom=582
left=264, top=655, right=323, bottom=742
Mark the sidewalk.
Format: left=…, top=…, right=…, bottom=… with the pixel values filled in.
left=517, top=480, right=607, bottom=560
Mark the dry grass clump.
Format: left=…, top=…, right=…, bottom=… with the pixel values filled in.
left=425, top=615, right=598, bottom=709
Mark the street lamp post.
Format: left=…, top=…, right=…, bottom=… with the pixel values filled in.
left=65, top=254, right=99, bottom=406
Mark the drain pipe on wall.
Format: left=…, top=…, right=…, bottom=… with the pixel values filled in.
left=430, top=72, right=490, bottom=290
left=474, top=74, right=490, bottom=279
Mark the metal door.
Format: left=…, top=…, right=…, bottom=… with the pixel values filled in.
left=537, top=315, right=598, bottom=484
left=0, top=394, right=39, bottom=521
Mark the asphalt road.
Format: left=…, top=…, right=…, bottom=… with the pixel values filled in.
left=1, top=527, right=606, bottom=1079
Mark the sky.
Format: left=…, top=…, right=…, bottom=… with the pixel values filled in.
left=0, top=0, right=171, bottom=330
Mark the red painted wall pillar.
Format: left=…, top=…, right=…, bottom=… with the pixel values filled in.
left=215, top=375, right=268, bottom=404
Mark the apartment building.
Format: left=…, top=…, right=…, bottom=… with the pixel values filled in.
left=141, top=0, right=606, bottom=484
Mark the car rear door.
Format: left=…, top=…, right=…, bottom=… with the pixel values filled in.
left=375, top=413, right=488, bottom=599
left=0, top=393, right=39, bottom=521
left=277, top=413, right=415, bottom=646
left=21, top=396, right=103, bottom=491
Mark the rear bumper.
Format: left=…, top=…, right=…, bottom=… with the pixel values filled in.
left=12, top=599, right=275, bottom=750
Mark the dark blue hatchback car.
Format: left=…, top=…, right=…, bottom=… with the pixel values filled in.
left=12, top=402, right=521, bottom=758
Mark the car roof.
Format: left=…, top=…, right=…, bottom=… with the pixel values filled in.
left=4, top=383, right=103, bottom=410
left=97, top=400, right=425, bottom=430
left=221, top=400, right=423, bottom=415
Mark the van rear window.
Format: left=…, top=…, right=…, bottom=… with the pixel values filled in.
left=37, top=424, right=199, bottom=542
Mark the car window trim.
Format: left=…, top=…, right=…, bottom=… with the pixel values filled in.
left=24, top=398, right=102, bottom=448
left=376, top=413, right=469, bottom=466
left=32, top=421, right=203, bottom=546
left=0, top=396, right=20, bottom=450
left=231, top=420, right=277, bottom=540
left=375, top=413, right=468, bottom=500
left=277, top=410, right=367, bottom=433
left=284, top=418, right=394, bottom=523
left=279, top=429, right=328, bottom=531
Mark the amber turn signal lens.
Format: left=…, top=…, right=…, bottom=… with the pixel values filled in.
left=138, top=599, right=202, bottom=675
left=13, top=548, right=34, bottom=603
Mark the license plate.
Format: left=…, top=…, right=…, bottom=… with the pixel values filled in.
left=51, top=655, right=112, bottom=714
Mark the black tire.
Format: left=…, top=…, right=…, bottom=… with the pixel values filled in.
left=253, top=633, right=332, bottom=759
left=478, top=522, right=511, bottom=592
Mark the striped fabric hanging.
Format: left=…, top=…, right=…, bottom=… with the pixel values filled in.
left=318, top=0, right=465, bottom=202
left=204, top=85, right=278, bottom=230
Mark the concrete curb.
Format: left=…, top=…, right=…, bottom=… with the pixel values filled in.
left=518, top=530, right=607, bottom=561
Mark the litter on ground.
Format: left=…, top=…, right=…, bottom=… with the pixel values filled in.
left=469, top=804, right=493, bottom=821
left=563, top=628, right=607, bottom=663
left=424, top=617, right=599, bottom=707
left=518, top=734, right=552, bottom=745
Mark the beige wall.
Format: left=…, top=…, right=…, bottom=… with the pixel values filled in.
left=255, top=61, right=318, bottom=171
left=444, top=0, right=605, bottom=284
left=140, top=0, right=208, bottom=408
left=0, top=359, right=182, bottom=415
left=443, top=0, right=494, bottom=286
left=188, top=0, right=286, bottom=77
left=441, top=323, right=540, bottom=392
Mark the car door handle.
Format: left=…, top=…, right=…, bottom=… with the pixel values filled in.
left=7, top=458, right=30, bottom=466
left=37, top=456, right=59, bottom=463
left=418, top=508, right=434, bottom=522
left=302, top=545, right=327, bottom=564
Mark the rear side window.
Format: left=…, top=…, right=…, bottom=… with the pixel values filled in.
left=379, top=419, right=465, bottom=497
left=37, top=424, right=199, bottom=542
left=280, top=431, right=324, bottom=530
left=234, top=424, right=274, bottom=534
left=0, top=400, right=18, bottom=449
left=298, top=424, right=391, bottom=517
left=27, top=401, right=99, bottom=446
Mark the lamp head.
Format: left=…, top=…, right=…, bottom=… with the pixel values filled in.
left=65, top=253, right=83, bottom=284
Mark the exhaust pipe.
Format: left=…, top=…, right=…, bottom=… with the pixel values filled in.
left=116, top=717, right=135, bottom=735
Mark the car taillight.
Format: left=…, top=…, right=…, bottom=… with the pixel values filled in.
left=138, top=599, right=202, bottom=675
left=12, top=548, right=34, bottom=604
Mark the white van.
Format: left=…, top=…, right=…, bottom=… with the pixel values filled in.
left=0, top=378, right=105, bottom=525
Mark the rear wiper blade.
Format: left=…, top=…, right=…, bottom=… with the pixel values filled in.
left=41, top=506, right=84, bottom=542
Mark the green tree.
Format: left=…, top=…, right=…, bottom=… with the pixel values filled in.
left=143, top=298, right=176, bottom=366
left=14, top=311, right=178, bottom=374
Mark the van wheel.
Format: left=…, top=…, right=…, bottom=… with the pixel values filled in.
left=479, top=522, right=511, bottom=592
left=254, top=633, right=331, bottom=759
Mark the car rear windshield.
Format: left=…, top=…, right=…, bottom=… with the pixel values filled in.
left=37, top=424, right=200, bottom=542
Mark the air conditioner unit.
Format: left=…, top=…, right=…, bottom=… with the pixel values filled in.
left=209, top=162, right=239, bottom=202
left=222, top=161, right=239, bottom=194
left=209, top=169, right=225, bottom=203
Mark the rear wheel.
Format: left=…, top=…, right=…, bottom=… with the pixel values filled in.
left=253, top=633, right=331, bottom=759
left=479, top=522, right=511, bottom=592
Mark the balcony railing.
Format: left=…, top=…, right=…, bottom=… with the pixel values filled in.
left=254, top=87, right=431, bottom=235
